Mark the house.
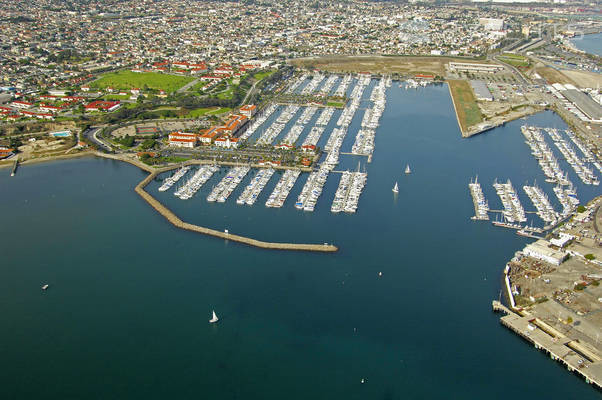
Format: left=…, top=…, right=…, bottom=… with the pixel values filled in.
left=11, top=100, right=33, bottom=109
left=168, top=132, right=197, bottom=148
left=239, top=104, right=257, bottom=118
left=199, top=127, right=222, bottom=144
left=214, top=136, right=239, bottom=149
left=85, top=100, right=121, bottom=112
left=39, top=104, right=62, bottom=113
left=0, top=147, right=15, bottom=159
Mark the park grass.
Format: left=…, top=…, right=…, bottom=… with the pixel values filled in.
left=216, top=87, right=235, bottom=100
left=447, top=80, right=483, bottom=133
left=91, top=70, right=194, bottom=93
left=186, top=107, right=231, bottom=118
left=253, top=70, right=276, bottom=81
left=326, top=101, right=345, bottom=108
left=498, top=53, right=530, bottom=68
left=102, top=94, right=131, bottom=100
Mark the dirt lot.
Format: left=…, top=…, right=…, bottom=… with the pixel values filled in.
left=0, top=121, right=77, bottom=137
left=560, top=69, right=602, bottom=89
left=18, top=137, right=75, bottom=159
left=533, top=67, right=577, bottom=86
left=532, top=66, right=601, bottom=88
left=290, top=56, right=493, bottom=76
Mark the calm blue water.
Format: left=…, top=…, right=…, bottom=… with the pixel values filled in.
left=1, top=84, right=600, bottom=399
left=571, top=32, right=602, bottom=56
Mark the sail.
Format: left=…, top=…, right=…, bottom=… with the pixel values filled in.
left=405, top=164, right=411, bottom=174
left=209, top=310, right=219, bottom=323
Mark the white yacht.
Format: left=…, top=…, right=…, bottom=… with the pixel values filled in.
left=392, top=182, right=399, bottom=193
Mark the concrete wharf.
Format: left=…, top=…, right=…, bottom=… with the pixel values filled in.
left=498, top=311, right=602, bottom=390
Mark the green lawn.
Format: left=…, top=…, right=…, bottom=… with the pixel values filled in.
left=326, top=101, right=345, bottom=108
left=90, top=70, right=194, bottom=93
left=498, top=53, right=530, bottom=68
left=253, top=69, right=276, bottom=81
left=217, top=87, right=235, bottom=100
left=102, top=94, right=131, bottom=100
left=186, top=107, right=231, bottom=118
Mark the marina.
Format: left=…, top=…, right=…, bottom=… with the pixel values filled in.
left=468, top=176, right=489, bottom=220
left=544, top=128, right=598, bottom=186
left=318, top=75, right=338, bottom=96
left=158, top=165, right=191, bottom=192
left=173, top=165, right=219, bottom=200
left=333, top=74, right=352, bottom=97
left=331, top=168, right=367, bottom=213
left=295, top=166, right=329, bottom=212
left=281, top=124, right=305, bottom=146
left=285, top=73, right=307, bottom=94
left=301, top=74, right=325, bottom=95
left=301, top=126, right=325, bottom=148
left=265, top=169, right=301, bottom=208
left=522, top=183, right=558, bottom=226
left=521, top=125, right=571, bottom=186
left=4, top=83, right=602, bottom=399
left=493, top=179, right=527, bottom=223
left=239, top=104, right=279, bottom=141
left=207, top=166, right=250, bottom=203
left=315, top=107, right=335, bottom=126
left=236, top=168, right=275, bottom=206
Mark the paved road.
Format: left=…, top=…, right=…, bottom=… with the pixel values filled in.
left=242, top=80, right=260, bottom=105
left=82, top=127, right=112, bottom=152
left=177, top=78, right=200, bottom=94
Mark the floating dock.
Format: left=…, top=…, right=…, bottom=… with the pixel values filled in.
left=469, top=176, right=489, bottom=220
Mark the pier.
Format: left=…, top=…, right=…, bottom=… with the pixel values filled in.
left=135, top=168, right=338, bottom=252
left=498, top=312, right=602, bottom=390
left=10, top=157, right=18, bottom=176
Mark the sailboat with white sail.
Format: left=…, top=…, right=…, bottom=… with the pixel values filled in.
left=209, top=310, right=219, bottom=324
left=392, top=182, right=399, bottom=193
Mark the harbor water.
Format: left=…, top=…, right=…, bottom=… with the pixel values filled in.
left=0, top=83, right=600, bottom=399
left=570, top=32, right=602, bottom=57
